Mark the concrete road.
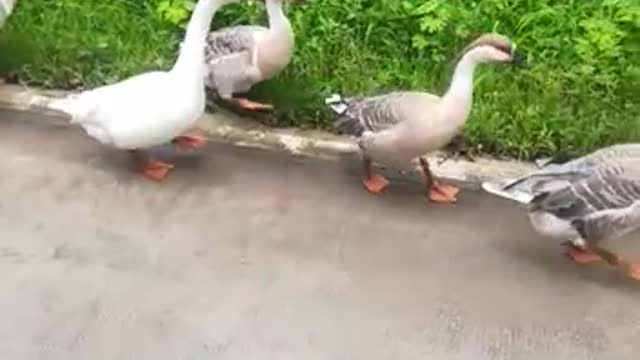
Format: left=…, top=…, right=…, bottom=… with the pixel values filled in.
left=0, top=109, right=639, bottom=360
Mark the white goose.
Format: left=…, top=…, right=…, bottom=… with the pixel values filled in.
left=326, top=34, right=526, bottom=203
left=482, top=144, right=640, bottom=280
left=49, top=0, right=242, bottom=181
left=204, top=0, right=303, bottom=111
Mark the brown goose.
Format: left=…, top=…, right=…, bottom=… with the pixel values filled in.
left=203, top=0, right=303, bottom=111
left=326, top=34, right=526, bottom=203
left=483, top=144, right=640, bottom=280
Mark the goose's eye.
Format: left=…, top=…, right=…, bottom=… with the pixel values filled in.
left=494, top=44, right=512, bottom=55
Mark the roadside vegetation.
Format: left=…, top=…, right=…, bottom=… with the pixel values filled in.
left=1, top=0, right=638, bottom=159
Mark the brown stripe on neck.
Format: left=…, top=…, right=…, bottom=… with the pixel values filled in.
left=461, top=33, right=513, bottom=57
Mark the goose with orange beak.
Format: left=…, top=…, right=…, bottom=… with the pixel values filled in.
left=204, top=0, right=305, bottom=111
left=326, top=34, right=526, bottom=203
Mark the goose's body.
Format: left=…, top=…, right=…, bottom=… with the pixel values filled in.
left=482, top=143, right=640, bottom=279
left=54, top=71, right=203, bottom=149
left=204, top=0, right=300, bottom=111
left=326, top=34, right=526, bottom=203
left=49, top=0, right=241, bottom=180
left=328, top=91, right=465, bottom=167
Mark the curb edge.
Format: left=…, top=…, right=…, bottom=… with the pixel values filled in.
left=0, top=84, right=537, bottom=188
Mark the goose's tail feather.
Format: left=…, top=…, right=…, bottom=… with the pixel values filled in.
left=325, top=93, right=348, bottom=116
left=46, top=94, right=94, bottom=124
left=481, top=179, right=535, bottom=204
left=481, top=166, right=592, bottom=204
left=325, top=93, right=368, bottom=136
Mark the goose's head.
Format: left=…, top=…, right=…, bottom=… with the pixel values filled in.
left=461, top=33, right=526, bottom=66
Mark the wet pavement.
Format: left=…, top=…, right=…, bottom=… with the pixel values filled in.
left=0, top=109, right=639, bottom=360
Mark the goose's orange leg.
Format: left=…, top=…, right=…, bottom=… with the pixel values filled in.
left=172, top=135, right=207, bottom=152
left=564, top=242, right=640, bottom=281
left=626, top=265, right=640, bottom=281
left=590, top=246, right=640, bottom=281
left=129, top=150, right=174, bottom=181
left=564, top=243, right=602, bottom=264
left=236, top=98, right=273, bottom=111
left=362, top=157, right=389, bottom=194
left=420, top=157, right=459, bottom=203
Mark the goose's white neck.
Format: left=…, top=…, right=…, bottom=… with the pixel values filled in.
left=266, top=0, right=291, bottom=34
left=172, top=0, right=221, bottom=77
left=256, top=0, right=294, bottom=78
left=443, top=54, right=477, bottom=108
left=441, top=52, right=479, bottom=124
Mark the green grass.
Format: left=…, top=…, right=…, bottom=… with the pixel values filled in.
left=1, top=0, right=639, bottom=159
left=0, top=0, right=177, bottom=87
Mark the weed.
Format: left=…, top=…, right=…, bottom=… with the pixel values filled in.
left=1, top=0, right=638, bottom=159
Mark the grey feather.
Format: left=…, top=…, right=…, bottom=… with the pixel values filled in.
left=498, top=143, right=640, bottom=197
left=205, top=26, right=262, bottom=58
left=205, top=51, right=252, bottom=97
left=483, top=143, right=640, bottom=246
left=327, top=92, right=435, bottom=137
left=529, top=173, right=639, bottom=216
left=204, top=26, right=264, bottom=96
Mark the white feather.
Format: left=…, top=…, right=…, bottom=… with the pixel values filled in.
left=325, top=94, right=348, bottom=115
left=45, top=0, right=238, bottom=150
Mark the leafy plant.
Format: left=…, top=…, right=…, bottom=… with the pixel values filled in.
left=1, top=0, right=639, bottom=159
left=154, top=0, right=196, bottom=26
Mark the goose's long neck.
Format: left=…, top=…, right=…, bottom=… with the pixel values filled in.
left=172, top=0, right=221, bottom=77
left=441, top=53, right=478, bottom=123
left=267, top=0, right=291, bottom=35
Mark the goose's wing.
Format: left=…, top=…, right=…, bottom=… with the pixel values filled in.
left=529, top=171, right=640, bottom=243
left=327, top=92, right=439, bottom=137
left=529, top=144, right=640, bottom=179
left=481, top=168, right=593, bottom=204
left=205, top=50, right=253, bottom=95
left=204, top=26, right=264, bottom=93
left=483, top=143, right=640, bottom=202
left=205, top=25, right=263, bottom=59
